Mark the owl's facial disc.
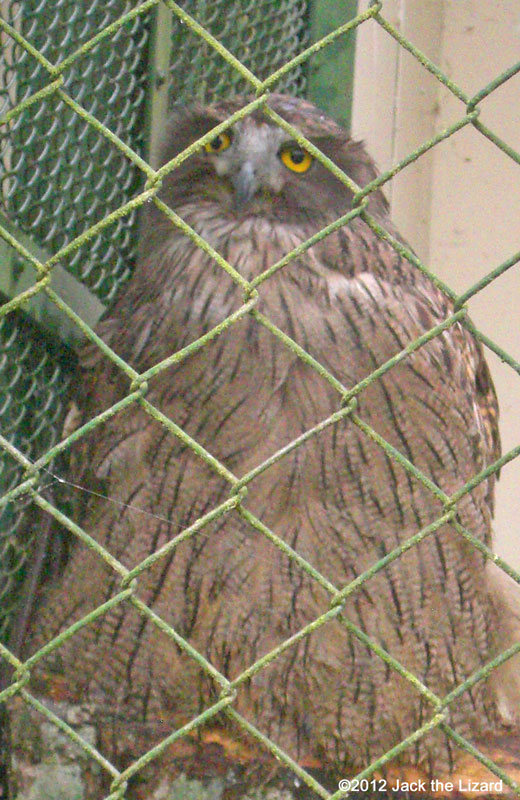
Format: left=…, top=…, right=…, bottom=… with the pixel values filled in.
left=205, top=118, right=313, bottom=210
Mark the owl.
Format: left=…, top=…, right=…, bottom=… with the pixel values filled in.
left=9, top=94, right=519, bottom=798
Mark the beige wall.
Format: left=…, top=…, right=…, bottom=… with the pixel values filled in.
left=352, top=0, right=520, bottom=566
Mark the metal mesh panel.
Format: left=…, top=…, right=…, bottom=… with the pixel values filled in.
left=0, top=0, right=150, bottom=297
left=169, top=0, right=308, bottom=103
left=0, top=0, right=152, bottom=640
left=0, top=302, right=72, bottom=637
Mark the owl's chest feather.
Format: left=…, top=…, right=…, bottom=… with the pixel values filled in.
left=156, top=210, right=355, bottom=352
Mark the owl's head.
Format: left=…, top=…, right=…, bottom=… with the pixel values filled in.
left=156, top=94, right=388, bottom=225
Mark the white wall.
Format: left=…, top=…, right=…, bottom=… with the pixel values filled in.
left=351, top=0, right=520, bottom=566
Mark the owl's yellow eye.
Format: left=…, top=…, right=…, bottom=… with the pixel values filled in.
left=204, top=132, right=232, bottom=154
left=279, top=144, right=313, bottom=173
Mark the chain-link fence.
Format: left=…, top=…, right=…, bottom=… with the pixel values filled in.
left=1, top=1, right=520, bottom=798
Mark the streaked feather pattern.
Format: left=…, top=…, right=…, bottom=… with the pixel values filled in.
left=22, top=95, right=507, bottom=789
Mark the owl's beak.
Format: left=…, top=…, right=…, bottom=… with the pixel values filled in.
left=232, top=162, right=259, bottom=206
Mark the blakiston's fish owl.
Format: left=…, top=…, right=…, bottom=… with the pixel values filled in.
left=14, top=95, right=517, bottom=796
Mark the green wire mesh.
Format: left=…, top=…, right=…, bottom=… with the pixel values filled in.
left=0, top=0, right=151, bottom=643
left=0, top=302, right=73, bottom=636
left=1, top=1, right=520, bottom=798
left=168, top=0, right=308, bottom=102
left=0, top=0, right=150, bottom=296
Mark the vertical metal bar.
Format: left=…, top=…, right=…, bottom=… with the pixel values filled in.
left=144, top=3, right=174, bottom=168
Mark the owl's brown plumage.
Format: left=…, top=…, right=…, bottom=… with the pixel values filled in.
left=15, top=95, right=515, bottom=795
